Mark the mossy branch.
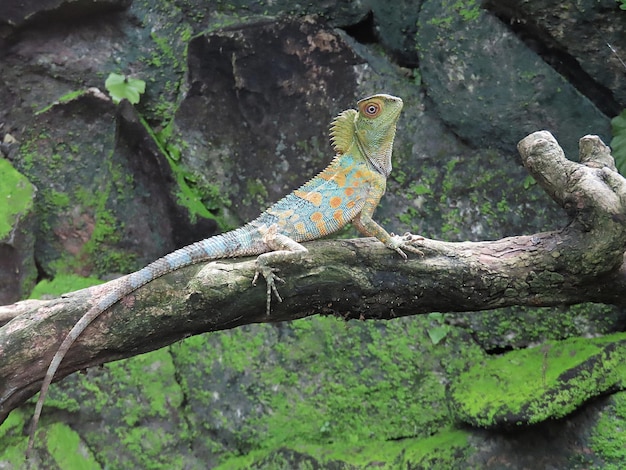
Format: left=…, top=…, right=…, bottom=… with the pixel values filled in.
left=2, top=131, right=626, bottom=424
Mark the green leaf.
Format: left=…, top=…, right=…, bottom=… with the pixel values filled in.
left=105, top=73, right=146, bottom=105
left=427, top=326, right=449, bottom=345
left=522, top=174, right=536, bottom=190
left=427, top=313, right=449, bottom=344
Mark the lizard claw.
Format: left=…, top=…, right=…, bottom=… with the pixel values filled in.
left=253, top=264, right=284, bottom=315
left=389, top=233, right=425, bottom=258
left=394, top=247, right=408, bottom=260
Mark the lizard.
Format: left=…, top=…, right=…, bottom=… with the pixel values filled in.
left=26, top=93, right=423, bottom=455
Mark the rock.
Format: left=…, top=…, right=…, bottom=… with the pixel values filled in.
left=484, top=0, right=626, bottom=117
left=0, top=159, right=37, bottom=304
left=416, top=1, right=611, bottom=157
left=364, top=1, right=422, bottom=66
left=12, top=90, right=209, bottom=278
left=449, top=332, right=626, bottom=427
left=0, top=0, right=131, bottom=38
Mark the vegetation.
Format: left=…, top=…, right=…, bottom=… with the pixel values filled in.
left=611, top=110, right=626, bottom=175
left=105, top=73, right=146, bottom=105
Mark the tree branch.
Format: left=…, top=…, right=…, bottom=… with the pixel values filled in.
left=2, top=131, right=626, bottom=424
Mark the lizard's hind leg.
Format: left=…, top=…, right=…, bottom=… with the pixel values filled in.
left=252, top=225, right=308, bottom=315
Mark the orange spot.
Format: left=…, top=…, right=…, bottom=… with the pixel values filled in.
left=344, top=187, right=355, bottom=197
left=333, top=209, right=344, bottom=221
left=309, top=192, right=323, bottom=206
left=318, top=168, right=334, bottom=181
left=295, top=190, right=323, bottom=207
left=346, top=201, right=356, bottom=209
left=319, top=169, right=347, bottom=187
left=295, top=222, right=306, bottom=234
left=310, top=212, right=323, bottom=222
left=331, top=172, right=346, bottom=187
left=329, top=196, right=342, bottom=208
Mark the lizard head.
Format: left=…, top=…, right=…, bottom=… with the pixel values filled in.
left=354, top=94, right=403, bottom=177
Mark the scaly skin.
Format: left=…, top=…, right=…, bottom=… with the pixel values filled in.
left=26, top=93, right=423, bottom=456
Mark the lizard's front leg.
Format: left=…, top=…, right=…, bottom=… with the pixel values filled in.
left=252, top=224, right=308, bottom=315
left=352, top=203, right=424, bottom=259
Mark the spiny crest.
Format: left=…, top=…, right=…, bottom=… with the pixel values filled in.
left=329, top=109, right=357, bottom=154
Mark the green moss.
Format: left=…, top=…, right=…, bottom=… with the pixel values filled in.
left=140, top=30, right=189, bottom=120
left=465, top=303, right=624, bottom=351
left=116, top=427, right=184, bottom=469
left=168, top=316, right=484, bottom=467
left=46, top=422, right=101, bottom=469
left=150, top=119, right=231, bottom=227
left=28, top=346, right=189, bottom=468
left=450, top=332, right=626, bottom=427
left=0, top=159, right=36, bottom=239
left=589, top=392, right=626, bottom=468
left=413, top=144, right=555, bottom=241
left=86, top=210, right=136, bottom=273
left=0, top=409, right=30, bottom=464
left=86, top=349, right=189, bottom=468
left=244, top=178, right=270, bottom=208
left=427, top=0, right=481, bottom=27
left=28, top=274, right=103, bottom=299
left=216, top=428, right=471, bottom=469
left=17, top=117, right=143, bottom=278
left=34, top=90, right=89, bottom=115
left=0, top=411, right=99, bottom=468
left=45, top=189, right=71, bottom=209
left=101, top=348, right=184, bottom=423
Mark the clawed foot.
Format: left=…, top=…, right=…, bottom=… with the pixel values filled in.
left=388, top=232, right=425, bottom=259
left=252, top=264, right=285, bottom=315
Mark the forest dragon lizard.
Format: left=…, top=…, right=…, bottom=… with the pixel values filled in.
left=27, top=93, right=423, bottom=455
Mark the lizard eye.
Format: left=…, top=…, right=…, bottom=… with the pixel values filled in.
left=360, top=101, right=381, bottom=118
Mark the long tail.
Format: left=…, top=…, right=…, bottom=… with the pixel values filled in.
left=27, top=226, right=263, bottom=456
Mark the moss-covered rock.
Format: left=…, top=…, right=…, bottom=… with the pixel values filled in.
left=485, top=0, right=626, bottom=116
left=416, top=0, right=611, bottom=157
left=450, top=332, right=626, bottom=427
left=215, top=428, right=472, bottom=469
left=0, top=158, right=37, bottom=303
left=589, top=391, right=626, bottom=469
left=13, top=92, right=216, bottom=279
